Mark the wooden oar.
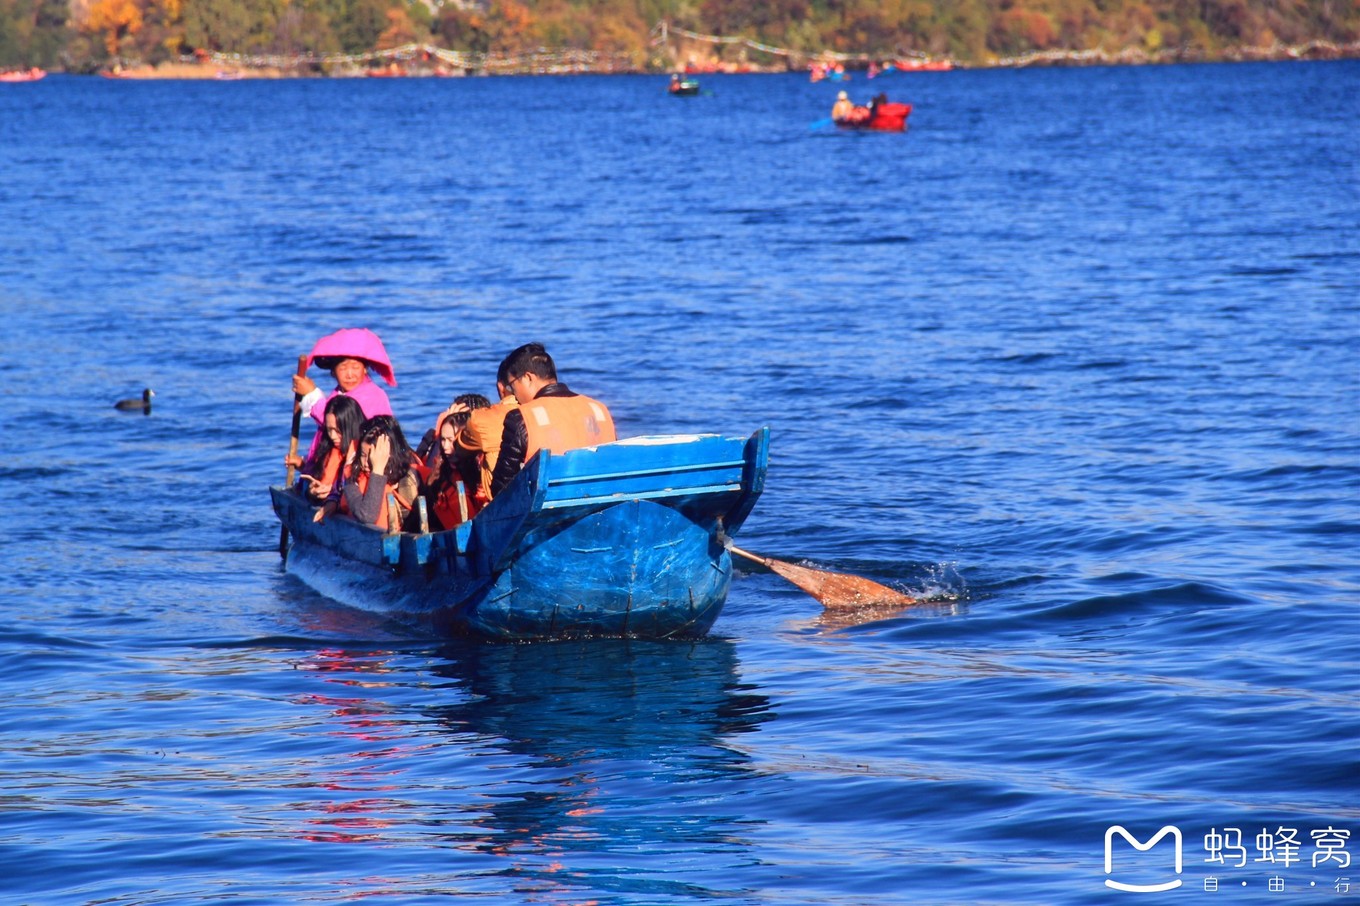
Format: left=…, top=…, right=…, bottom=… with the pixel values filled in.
left=725, top=542, right=919, bottom=610
left=279, top=353, right=308, bottom=558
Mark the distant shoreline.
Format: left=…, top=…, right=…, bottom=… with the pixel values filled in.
left=56, top=38, right=1360, bottom=80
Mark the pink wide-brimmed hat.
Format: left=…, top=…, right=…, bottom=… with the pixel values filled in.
left=305, top=328, right=397, bottom=387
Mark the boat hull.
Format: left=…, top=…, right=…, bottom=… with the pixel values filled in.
left=836, top=103, right=912, bottom=132
left=0, top=68, right=46, bottom=82
left=271, top=430, right=768, bottom=641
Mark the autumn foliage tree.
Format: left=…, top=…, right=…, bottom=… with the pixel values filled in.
left=5, top=0, right=1355, bottom=70
left=83, top=0, right=143, bottom=55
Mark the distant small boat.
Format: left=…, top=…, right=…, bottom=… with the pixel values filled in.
left=214, top=69, right=244, bottom=80
left=836, top=102, right=913, bottom=132
left=668, top=78, right=701, bottom=96
left=0, top=67, right=46, bottom=83
left=894, top=59, right=954, bottom=72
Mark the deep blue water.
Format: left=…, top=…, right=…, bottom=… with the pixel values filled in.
left=1, top=62, right=1357, bottom=904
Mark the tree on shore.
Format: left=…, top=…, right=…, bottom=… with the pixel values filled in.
left=0, top=0, right=68, bottom=68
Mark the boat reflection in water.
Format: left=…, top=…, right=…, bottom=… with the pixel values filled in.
left=295, top=637, right=774, bottom=898
left=431, top=636, right=770, bottom=764
left=428, top=638, right=773, bottom=892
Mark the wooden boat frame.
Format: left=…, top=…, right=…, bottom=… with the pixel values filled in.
left=271, top=428, right=769, bottom=641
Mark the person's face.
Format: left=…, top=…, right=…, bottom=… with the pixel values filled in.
left=507, top=372, right=540, bottom=404
left=332, top=358, right=366, bottom=393
left=439, top=422, right=457, bottom=452
left=325, top=413, right=342, bottom=445
left=359, top=438, right=374, bottom=471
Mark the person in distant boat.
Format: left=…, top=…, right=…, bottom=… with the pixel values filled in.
left=831, top=90, right=855, bottom=123
left=290, top=328, right=397, bottom=469
left=845, top=103, right=873, bottom=126
left=869, top=92, right=889, bottom=121
left=298, top=394, right=364, bottom=504
left=446, top=359, right=520, bottom=507
left=320, top=415, right=420, bottom=531
left=488, top=343, right=616, bottom=498
left=669, top=73, right=683, bottom=92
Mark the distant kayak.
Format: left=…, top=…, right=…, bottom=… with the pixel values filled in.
left=835, top=102, right=913, bottom=132
left=873, top=59, right=954, bottom=75
left=0, top=67, right=46, bottom=83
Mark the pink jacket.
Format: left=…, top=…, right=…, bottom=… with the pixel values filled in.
left=301, top=377, right=394, bottom=465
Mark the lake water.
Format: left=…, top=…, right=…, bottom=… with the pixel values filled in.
left=1, top=61, right=1357, bottom=904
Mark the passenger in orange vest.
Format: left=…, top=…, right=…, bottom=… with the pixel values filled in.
left=446, top=359, right=520, bottom=506
left=831, top=90, right=855, bottom=123
left=489, top=342, right=616, bottom=498
left=421, top=393, right=489, bottom=530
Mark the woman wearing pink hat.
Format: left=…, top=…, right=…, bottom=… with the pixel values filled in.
left=289, top=328, right=397, bottom=469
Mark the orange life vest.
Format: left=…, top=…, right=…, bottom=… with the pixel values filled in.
left=317, top=447, right=343, bottom=489
left=430, top=476, right=480, bottom=530
left=520, top=394, right=616, bottom=464
left=457, top=396, right=518, bottom=500
left=331, top=452, right=356, bottom=515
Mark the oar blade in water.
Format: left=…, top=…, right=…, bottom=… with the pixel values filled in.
left=762, top=557, right=918, bottom=610
left=727, top=543, right=917, bottom=610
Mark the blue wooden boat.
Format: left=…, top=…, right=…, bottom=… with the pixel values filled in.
left=270, top=429, right=769, bottom=641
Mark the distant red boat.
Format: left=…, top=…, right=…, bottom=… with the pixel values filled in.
left=836, top=102, right=912, bottom=132
left=0, top=67, right=46, bottom=83
left=893, top=59, right=953, bottom=72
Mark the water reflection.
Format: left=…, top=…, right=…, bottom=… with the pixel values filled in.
left=430, top=639, right=773, bottom=901
left=428, top=638, right=771, bottom=769
left=297, top=638, right=773, bottom=902
left=294, top=648, right=438, bottom=846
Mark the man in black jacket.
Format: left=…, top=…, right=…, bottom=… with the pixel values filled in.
left=489, top=343, right=616, bottom=497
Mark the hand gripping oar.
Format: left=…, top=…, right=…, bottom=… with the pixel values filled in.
left=280, top=353, right=308, bottom=558
left=719, top=532, right=918, bottom=610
